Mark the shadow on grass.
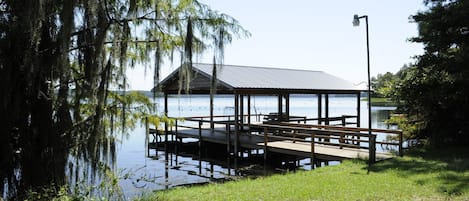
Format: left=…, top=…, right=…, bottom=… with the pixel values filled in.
left=368, top=146, right=469, bottom=196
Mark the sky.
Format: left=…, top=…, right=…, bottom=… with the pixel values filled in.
left=127, top=0, right=427, bottom=90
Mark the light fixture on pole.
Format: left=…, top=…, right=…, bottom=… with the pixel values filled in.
left=353, top=14, right=375, bottom=165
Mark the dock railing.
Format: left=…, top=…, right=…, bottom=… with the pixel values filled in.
left=180, top=114, right=359, bottom=126
left=249, top=123, right=404, bottom=163
left=250, top=123, right=373, bottom=149
left=276, top=122, right=403, bottom=156
left=172, top=115, right=402, bottom=152
left=156, top=115, right=403, bottom=162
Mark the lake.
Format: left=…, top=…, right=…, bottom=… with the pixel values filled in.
left=116, top=95, right=396, bottom=199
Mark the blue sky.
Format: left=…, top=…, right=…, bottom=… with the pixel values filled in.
left=128, top=0, right=427, bottom=90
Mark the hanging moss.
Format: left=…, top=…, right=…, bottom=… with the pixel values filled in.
left=0, top=0, right=249, bottom=199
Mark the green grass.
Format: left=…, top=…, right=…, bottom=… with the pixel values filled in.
left=137, top=147, right=469, bottom=201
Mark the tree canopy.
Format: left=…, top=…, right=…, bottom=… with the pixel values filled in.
left=393, top=0, right=469, bottom=146
left=0, top=0, right=248, bottom=199
left=371, top=72, right=396, bottom=98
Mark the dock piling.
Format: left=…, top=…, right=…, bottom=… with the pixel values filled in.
left=263, top=127, right=268, bottom=161
left=198, top=121, right=203, bottom=149
left=145, top=116, right=149, bottom=157
left=399, top=131, right=403, bottom=157
left=310, top=132, right=315, bottom=170
left=369, top=134, right=376, bottom=164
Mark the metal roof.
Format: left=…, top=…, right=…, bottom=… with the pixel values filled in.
left=157, top=63, right=365, bottom=94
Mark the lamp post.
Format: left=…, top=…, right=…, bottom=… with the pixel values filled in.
left=353, top=14, right=375, bottom=164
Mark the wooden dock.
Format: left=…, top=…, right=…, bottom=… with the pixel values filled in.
left=147, top=116, right=402, bottom=164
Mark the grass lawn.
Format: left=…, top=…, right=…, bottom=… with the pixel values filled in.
left=137, top=147, right=469, bottom=201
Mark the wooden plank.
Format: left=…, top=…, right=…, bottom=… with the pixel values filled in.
left=258, top=140, right=392, bottom=161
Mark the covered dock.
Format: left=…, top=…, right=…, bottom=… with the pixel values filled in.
left=150, top=63, right=402, bottom=166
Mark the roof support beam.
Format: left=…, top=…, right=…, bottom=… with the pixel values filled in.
left=357, top=92, right=361, bottom=146
left=240, top=94, right=244, bottom=130
left=278, top=94, right=283, bottom=122
left=164, top=92, right=169, bottom=147
left=247, top=95, right=251, bottom=127
left=325, top=94, right=330, bottom=126
left=317, top=94, right=322, bottom=125
left=210, top=94, right=214, bottom=130
left=285, top=94, right=290, bottom=120
left=356, top=92, right=361, bottom=127
left=234, top=93, right=239, bottom=157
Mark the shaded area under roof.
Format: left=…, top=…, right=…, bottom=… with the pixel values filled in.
left=155, top=63, right=365, bottom=94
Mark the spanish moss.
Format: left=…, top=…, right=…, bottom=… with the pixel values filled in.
left=0, top=0, right=249, bottom=200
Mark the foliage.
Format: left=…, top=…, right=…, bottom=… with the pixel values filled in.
left=145, top=114, right=178, bottom=130
left=385, top=114, right=421, bottom=142
left=0, top=0, right=248, bottom=199
left=370, top=72, right=396, bottom=98
left=137, top=147, right=469, bottom=201
left=392, top=0, right=469, bottom=146
left=370, top=63, right=413, bottom=100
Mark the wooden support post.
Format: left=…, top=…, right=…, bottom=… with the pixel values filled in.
left=227, top=122, right=231, bottom=154
left=369, top=134, right=376, bottom=164
left=164, top=93, right=169, bottom=146
left=198, top=152, right=202, bottom=175
left=170, top=151, right=173, bottom=166
left=164, top=93, right=169, bottom=189
left=399, top=131, right=403, bottom=157
left=234, top=94, right=239, bottom=157
left=339, top=133, right=344, bottom=149
left=264, top=127, right=268, bottom=161
left=210, top=163, right=214, bottom=179
left=175, top=141, right=179, bottom=165
left=278, top=94, right=283, bottom=122
left=198, top=121, right=203, bottom=150
left=310, top=132, right=315, bottom=170
left=227, top=155, right=231, bottom=176
left=240, top=94, right=244, bottom=130
left=210, top=93, right=214, bottom=130
left=317, top=94, right=322, bottom=125
left=325, top=94, right=330, bottom=125
left=357, top=93, right=361, bottom=146
left=199, top=124, right=204, bottom=175
left=356, top=93, right=361, bottom=127
left=286, top=94, right=290, bottom=121
left=145, top=116, right=149, bottom=157
left=316, top=160, right=322, bottom=167
left=325, top=94, right=330, bottom=142
left=164, top=151, right=169, bottom=190
left=175, top=119, right=178, bottom=139
left=175, top=120, right=179, bottom=165
left=247, top=95, right=251, bottom=127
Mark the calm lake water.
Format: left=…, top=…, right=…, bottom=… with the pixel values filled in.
left=116, top=95, right=396, bottom=199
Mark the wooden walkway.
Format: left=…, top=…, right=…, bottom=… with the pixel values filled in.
left=262, top=141, right=392, bottom=161
left=148, top=118, right=401, bottom=162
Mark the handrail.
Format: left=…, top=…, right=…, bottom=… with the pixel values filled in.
left=277, top=122, right=403, bottom=156
left=262, top=126, right=316, bottom=169
left=279, top=122, right=402, bottom=134
left=251, top=123, right=370, bottom=138
left=173, top=114, right=357, bottom=124
left=168, top=115, right=403, bottom=157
